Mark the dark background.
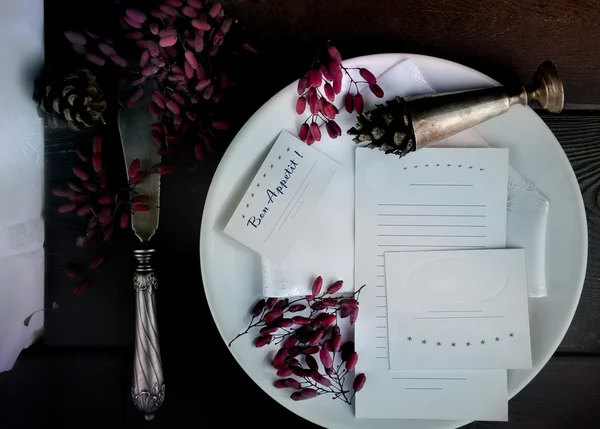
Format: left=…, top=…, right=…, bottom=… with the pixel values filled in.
left=1, top=0, right=600, bottom=428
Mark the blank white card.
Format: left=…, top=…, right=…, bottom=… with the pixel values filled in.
left=354, top=147, right=509, bottom=421
left=385, top=249, right=532, bottom=370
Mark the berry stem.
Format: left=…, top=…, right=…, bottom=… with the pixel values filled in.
left=228, top=312, right=266, bottom=347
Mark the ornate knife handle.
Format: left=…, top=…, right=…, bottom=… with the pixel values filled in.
left=131, top=249, right=165, bottom=420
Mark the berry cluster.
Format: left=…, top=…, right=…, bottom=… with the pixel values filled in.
left=296, top=45, right=383, bottom=145
left=51, top=135, right=173, bottom=299
left=52, top=135, right=170, bottom=248
left=231, top=277, right=367, bottom=404
left=65, top=1, right=257, bottom=167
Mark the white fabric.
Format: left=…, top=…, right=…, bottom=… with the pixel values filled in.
left=0, top=0, right=45, bottom=373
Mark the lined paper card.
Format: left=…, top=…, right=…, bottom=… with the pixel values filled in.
left=354, top=147, right=509, bottom=420
left=224, top=131, right=338, bottom=265
left=385, top=249, right=532, bottom=370
left=357, top=369, right=507, bottom=421
left=362, top=147, right=508, bottom=252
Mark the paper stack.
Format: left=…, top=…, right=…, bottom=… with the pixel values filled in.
left=354, top=147, right=532, bottom=421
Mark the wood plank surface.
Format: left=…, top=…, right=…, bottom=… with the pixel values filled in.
left=1, top=346, right=598, bottom=428
left=540, top=112, right=600, bottom=353
left=30, top=1, right=600, bottom=427
left=225, top=0, right=600, bottom=107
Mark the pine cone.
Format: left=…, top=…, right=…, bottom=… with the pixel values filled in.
left=34, top=68, right=106, bottom=131
left=347, top=96, right=415, bottom=157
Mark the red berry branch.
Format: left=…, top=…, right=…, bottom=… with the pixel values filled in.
left=53, top=135, right=119, bottom=248
left=296, top=44, right=383, bottom=145
left=53, top=135, right=159, bottom=249
left=64, top=1, right=258, bottom=167
left=50, top=134, right=174, bottom=297
left=230, top=276, right=367, bottom=404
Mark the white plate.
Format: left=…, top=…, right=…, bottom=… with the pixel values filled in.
left=200, top=54, right=587, bottom=429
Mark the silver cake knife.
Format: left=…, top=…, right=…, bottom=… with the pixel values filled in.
left=118, top=101, right=165, bottom=420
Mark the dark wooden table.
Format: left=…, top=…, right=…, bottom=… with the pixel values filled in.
left=1, top=1, right=600, bottom=428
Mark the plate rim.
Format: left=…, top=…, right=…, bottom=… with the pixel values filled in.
left=200, top=53, right=588, bottom=428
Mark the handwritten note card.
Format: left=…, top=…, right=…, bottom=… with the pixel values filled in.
left=385, top=249, right=532, bottom=370
left=354, top=147, right=509, bottom=420
left=224, top=131, right=338, bottom=264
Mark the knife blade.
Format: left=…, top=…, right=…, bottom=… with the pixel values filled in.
left=118, top=101, right=165, bottom=421
left=118, top=102, right=161, bottom=242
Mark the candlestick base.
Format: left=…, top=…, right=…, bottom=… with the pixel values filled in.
left=525, top=61, right=564, bottom=113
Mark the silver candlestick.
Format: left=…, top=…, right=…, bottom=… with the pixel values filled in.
left=410, top=61, right=564, bottom=149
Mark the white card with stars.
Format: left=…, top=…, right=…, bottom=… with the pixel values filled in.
left=385, top=248, right=532, bottom=370
left=224, top=130, right=338, bottom=264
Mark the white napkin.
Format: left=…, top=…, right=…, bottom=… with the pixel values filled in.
left=262, top=58, right=549, bottom=298
left=0, top=0, right=45, bottom=373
